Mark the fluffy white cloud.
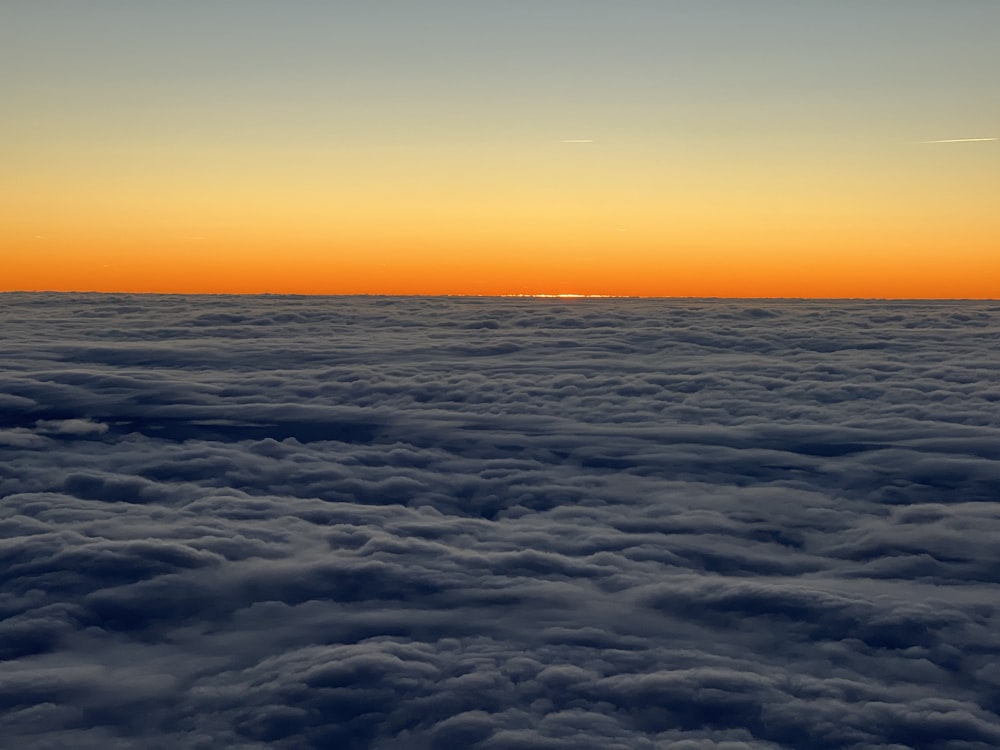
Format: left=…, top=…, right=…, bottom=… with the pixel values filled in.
left=34, top=418, right=109, bottom=436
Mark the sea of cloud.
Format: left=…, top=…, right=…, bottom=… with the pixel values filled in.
left=1, top=293, right=999, bottom=749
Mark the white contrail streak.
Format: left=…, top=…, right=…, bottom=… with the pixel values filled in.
left=561, top=139, right=594, bottom=143
left=918, top=137, right=997, bottom=144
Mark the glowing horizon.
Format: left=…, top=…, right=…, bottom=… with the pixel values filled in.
left=3, top=2, right=998, bottom=298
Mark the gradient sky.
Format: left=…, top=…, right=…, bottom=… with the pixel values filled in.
left=3, top=1, right=998, bottom=296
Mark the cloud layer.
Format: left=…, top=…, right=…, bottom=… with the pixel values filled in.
left=2, top=293, right=999, bottom=748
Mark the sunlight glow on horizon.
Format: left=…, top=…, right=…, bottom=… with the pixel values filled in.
left=2, top=2, right=999, bottom=297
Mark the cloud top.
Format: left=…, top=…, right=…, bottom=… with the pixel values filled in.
left=1, top=293, right=998, bottom=748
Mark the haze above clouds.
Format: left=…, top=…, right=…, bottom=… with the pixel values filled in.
left=2, top=294, right=999, bottom=748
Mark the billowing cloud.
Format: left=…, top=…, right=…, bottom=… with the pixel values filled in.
left=34, top=418, right=109, bottom=436
left=1, top=292, right=999, bottom=748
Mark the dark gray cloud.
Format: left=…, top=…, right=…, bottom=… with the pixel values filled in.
left=1, top=292, right=999, bottom=748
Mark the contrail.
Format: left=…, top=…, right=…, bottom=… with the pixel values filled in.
left=561, top=139, right=594, bottom=143
left=917, top=137, right=997, bottom=144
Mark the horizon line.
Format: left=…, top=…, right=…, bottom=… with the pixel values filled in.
left=2, top=290, right=997, bottom=302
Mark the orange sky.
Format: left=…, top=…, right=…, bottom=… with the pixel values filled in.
left=3, top=2, right=998, bottom=297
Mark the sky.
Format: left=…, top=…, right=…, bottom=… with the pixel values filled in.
left=3, top=1, right=999, bottom=297
left=2, top=295, right=1000, bottom=747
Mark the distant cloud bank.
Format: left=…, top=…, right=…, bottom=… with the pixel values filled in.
left=1, top=293, right=999, bottom=748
